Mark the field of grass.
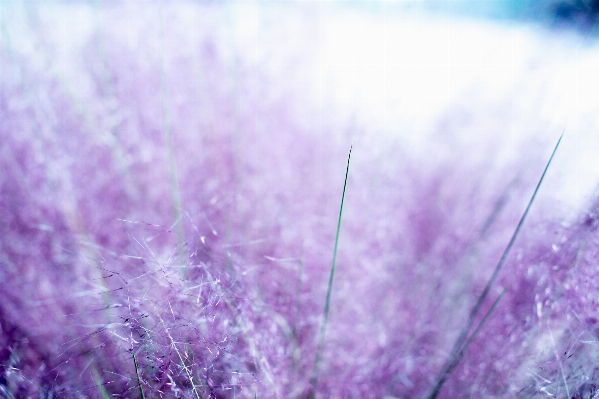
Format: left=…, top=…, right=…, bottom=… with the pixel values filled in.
left=2, top=2, right=599, bottom=398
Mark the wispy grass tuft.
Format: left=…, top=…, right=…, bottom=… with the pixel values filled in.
left=160, top=313, right=201, bottom=399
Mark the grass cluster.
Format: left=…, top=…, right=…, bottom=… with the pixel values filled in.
left=2, top=2, right=599, bottom=398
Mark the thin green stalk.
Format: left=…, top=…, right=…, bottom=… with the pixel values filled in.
left=131, top=346, right=146, bottom=399
left=310, top=145, right=352, bottom=398
left=91, top=367, right=111, bottom=399
left=432, top=289, right=506, bottom=392
left=426, top=132, right=563, bottom=399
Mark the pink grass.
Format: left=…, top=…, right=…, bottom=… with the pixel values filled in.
left=1, top=2, right=599, bottom=398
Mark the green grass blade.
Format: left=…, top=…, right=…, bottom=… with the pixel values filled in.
left=450, top=290, right=506, bottom=374
left=131, top=346, right=146, bottom=399
left=91, top=367, right=111, bottom=399
left=310, top=145, right=353, bottom=398
left=426, top=132, right=563, bottom=399
left=427, top=290, right=506, bottom=399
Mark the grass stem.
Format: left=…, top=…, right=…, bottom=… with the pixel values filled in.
left=310, top=145, right=352, bottom=398
left=131, top=346, right=146, bottom=399
left=426, top=133, right=563, bottom=399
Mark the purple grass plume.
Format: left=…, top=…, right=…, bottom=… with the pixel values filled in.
left=1, top=2, right=599, bottom=398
